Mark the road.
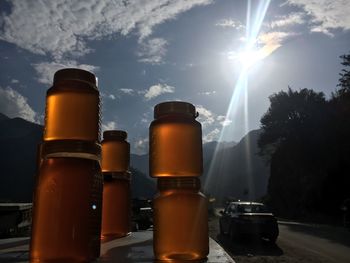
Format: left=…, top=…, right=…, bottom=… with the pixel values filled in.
left=209, top=216, right=350, bottom=263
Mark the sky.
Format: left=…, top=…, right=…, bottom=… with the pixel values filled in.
left=0, top=0, right=349, bottom=154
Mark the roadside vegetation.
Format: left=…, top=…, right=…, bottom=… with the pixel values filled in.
left=258, top=53, right=350, bottom=224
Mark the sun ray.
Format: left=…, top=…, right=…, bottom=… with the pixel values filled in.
left=204, top=0, right=271, bottom=202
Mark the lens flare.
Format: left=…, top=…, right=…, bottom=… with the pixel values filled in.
left=204, top=0, right=271, bottom=201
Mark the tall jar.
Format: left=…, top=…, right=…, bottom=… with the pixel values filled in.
left=30, top=140, right=103, bottom=262
left=101, top=130, right=131, bottom=239
left=153, top=177, right=209, bottom=261
left=43, top=68, right=101, bottom=142
left=149, top=101, right=203, bottom=177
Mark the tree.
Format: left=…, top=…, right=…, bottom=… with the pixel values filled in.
left=337, top=53, right=350, bottom=95
left=258, top=87, right=327, bottom=159
left=259, top=53, right=350, bottom=219
left=258, top=88, right=330, bottom=217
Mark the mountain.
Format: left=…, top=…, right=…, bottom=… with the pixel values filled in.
left=0, top=113, right=269, bottom=204
left=202, top=129, right=270, bottom=203
left=0, top=114, right=155, bottom=202
left=0, top=115, right=43, bottom=202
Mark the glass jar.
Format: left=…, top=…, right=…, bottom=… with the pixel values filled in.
left=101, top=130, right=130, bottom=173
left=149, top=101, right=203, bottom=177
left=30, top=141, right=103, bottom=262
left=153, top=177, right=209, bottom=261
left=101, top=172, right=131, bottom=239
left=43, top=68, right=101, bottom=142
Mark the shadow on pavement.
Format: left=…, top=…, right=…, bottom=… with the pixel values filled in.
left=215, top=233, right=284, bottom=257
left=280, top=222, right=350, bottom=248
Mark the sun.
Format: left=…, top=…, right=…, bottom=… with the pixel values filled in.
left=237, top=49, right=263, bottom=70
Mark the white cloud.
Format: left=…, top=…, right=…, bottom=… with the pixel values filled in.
left=33, top=60, right=99, bottom=85
left=137, top=38, right=168, bottom=64
left=195, top=105, right=233, bottom=142
left=11, top=79, right=19, bottom=84
left=102, top=121, right=117, bottom=131
left=119, top=88, right=134, bottom=95
left=269, top=13, right=305, bottom=28
left=0, top=87, right=37, bottom=123
left=216, top=19, right=244, bottom=29
left=229, top=31, right=297, bottom=66
left=203, top=128, right=220, bottom=143
left=287, top=0, right=350, bottom=35
left=144, top=83, right=175, bottom=100
left=108, top=94, right=116, bottom=100
left=0, top=0, right=212, bottom=60
left=198, top=91, right=216, bottom=96
left=140, top=113, right=151, bottom=124
left=216, top=115, right=232, bottom=127
left=257, top=31, right=298, bottom=59
left=196, top=105, right=215, bottom=127
left=133, top=137, right=149, bottom=155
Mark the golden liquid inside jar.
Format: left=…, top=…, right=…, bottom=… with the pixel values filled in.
left=101, top=130, right=130, bottom=173
left=153, top=178, right=209, bottom=261
left=150, top=102, right=203, bottom=177
left=30, top=143, right=102, bottom=262
left=101, top=172, right=131, bottom=240
left=43, top=68, right=100, bottom=141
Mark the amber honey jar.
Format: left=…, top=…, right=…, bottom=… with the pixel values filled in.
left=30, top=141, right=103, bottom=262
left=149, top=101, right=203, bottom=177
left=153, top=177, right=209, bottom=261
left=43, top=68, right=100, bottom=142
left=101, top=130, right=130, bottom=173
left=101, top=130, right=131, bottom=239
left=101, top=172, right=131, bottom=239
left=150, top=101, right=208, bottom=261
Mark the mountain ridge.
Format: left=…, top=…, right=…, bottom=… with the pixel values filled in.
left=0, top=113, right=269, bottom=203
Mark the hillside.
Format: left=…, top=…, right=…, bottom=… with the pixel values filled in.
left=202, top=129, right=269, bottom=203
left=0, top=114, right=155, bottom=202
left=0, top=113, right=269, bottom=203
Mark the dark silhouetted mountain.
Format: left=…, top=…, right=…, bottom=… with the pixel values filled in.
left=203, top=141, right=237, bottom=167
left=130, top=137, right=269, bottom=204
left=0, top=113, right=155, bottom=202
left=130, top=153, right=148, bottom=176
left=0, top=113, right=268, bottom=204
left=202, top=129, right=269, bottom=203
left=0, top=113, right=9, bottom=122
left=130, top=167, right=156, bottom=198
left=0, top=114, right=42, bottom=202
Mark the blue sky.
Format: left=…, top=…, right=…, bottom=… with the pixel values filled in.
left=0, top=0, right=349, bottom=154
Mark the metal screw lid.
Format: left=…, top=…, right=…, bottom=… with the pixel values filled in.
left=53, top=68, right=98, bottom=88
left=103, top=130, right=128, bottom=141
left=154, top=101, right=198, bottom=119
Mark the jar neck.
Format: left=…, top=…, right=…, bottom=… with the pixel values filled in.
left=157, top=177, right=200, bottom=191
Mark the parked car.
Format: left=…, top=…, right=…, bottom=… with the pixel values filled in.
left=219, top=201, right=279, bottom=243
left=132, top=198, right=153, bottom=231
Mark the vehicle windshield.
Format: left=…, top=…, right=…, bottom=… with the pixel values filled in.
left=237, top=204, right=270, bottom=213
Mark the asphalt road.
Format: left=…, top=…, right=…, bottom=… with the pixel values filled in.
left=209, top=216, right=350, bottom=263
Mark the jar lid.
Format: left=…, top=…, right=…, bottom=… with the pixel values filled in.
left=53, top=68, right=98, bottom=88
left=41, top=140, right=101, bottom=161
left=103, top=130, right=127, bottom=141
left=154, top=101, right=198, bottom=119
